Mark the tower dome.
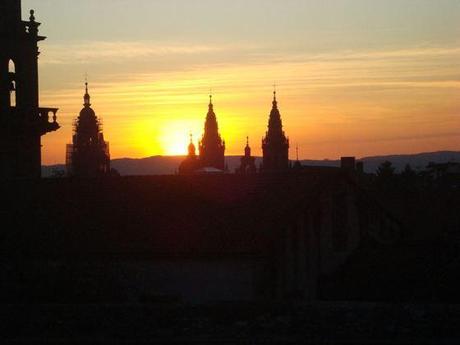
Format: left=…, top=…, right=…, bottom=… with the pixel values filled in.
left=66, top=82, right=110, bottom=177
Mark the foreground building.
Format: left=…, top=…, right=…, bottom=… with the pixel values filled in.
left=66, top=83, right=110, bottom=177
left=2, top=171, right=401, bottom=304
left=0, top=0, right=59, bottom=178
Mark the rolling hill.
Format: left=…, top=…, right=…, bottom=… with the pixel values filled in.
left=42, top=151, right=460, bottom=177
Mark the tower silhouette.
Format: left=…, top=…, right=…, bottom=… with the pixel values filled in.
left=0, top=0, right=59, bottom=178
left=178, top=133, right=200, bottom=174
left=66, top=83, right=110, bottom=177
left=198, top=95, right=225, bottom=170
left=262, top=91, right=289, bottom=172
left=237, top=137, right=257, bottom=174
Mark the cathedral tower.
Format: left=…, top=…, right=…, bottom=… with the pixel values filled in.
left=66, top=83, right=110, bottom=177
left=0, top=0, right=59, bottom=178
left=262, top=91, right=289, bottom=172
left=198, top=95, right=225, bottom=170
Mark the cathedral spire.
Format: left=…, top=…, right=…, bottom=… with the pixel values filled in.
left=262, top=89, right=290, bottom=172
left=83, top=82, right=91, bottom=107
left=199, top=94, right=225, bottom=170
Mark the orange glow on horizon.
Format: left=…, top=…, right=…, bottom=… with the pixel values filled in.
left=39, top=45, right=460, bottom=165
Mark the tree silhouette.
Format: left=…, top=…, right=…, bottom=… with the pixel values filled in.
left=376, top=161, right=395, bottom=179
left=401, top=164, right=416, bottom=179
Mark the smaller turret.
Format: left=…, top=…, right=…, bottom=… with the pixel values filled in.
left=237, top=137, right=257, bottom=174
left=179, top=133, right=200, bottom=175
left=188, top=133, right=197, bottom=157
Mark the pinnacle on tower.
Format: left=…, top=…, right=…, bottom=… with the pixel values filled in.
left=84, top=82, right=91, bottom=107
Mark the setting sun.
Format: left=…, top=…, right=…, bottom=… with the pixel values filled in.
left=158, top=120, right=202, bottom=156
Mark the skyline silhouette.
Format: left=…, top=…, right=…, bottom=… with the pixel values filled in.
left=2, top=2, right=460, bottom=343
left=16, top=0, right=460, bottom=165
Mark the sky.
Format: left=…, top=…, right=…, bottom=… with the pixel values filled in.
left=22, top=0, right=460, bottom=164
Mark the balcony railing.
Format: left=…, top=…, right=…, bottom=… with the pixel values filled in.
left=38, top=107, right=58, bottom=124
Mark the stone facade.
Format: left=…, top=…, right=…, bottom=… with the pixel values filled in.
left=0, top=0, right=59, bottom=178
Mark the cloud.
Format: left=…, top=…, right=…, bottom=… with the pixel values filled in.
left=40, top=41, right=257, bottom=65
left=39, top=41, right=460, bottom=163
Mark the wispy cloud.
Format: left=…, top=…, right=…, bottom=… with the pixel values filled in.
left=39, top=42, right=460, bottom=163
left=40, top=41, right=257, bottom=65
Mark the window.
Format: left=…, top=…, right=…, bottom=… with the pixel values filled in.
left=8, top=59, right=16, bottom=107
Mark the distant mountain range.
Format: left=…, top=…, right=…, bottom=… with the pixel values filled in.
left=42, top=151, right=460, bottom=177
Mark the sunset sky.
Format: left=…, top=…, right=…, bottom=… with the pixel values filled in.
left=22, top=0, right=460, bottom=164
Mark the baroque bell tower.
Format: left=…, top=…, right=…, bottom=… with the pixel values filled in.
left=0, top=0, right=59, bottom=179
left=198, top=95, right=225, bottom=170
left=262, top=91, right=289, bottom=172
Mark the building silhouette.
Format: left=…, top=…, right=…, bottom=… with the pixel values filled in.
left=0, top=0, right=59, bottom=178
left=66, top=83, right=110, bottom=177
left=237, top=137, right=257, bottom=174
left=178, top=134, right=200, bottom=175
left=2, top=173, right=402, bottom=304
left=198, top=95, right=226, bottom=171
left=262, top=91, right=289, bottom=172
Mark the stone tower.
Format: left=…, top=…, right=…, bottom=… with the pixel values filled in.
left=66, top=83, right=110, bottom=177
left=0, top=0, right=59, bottom=178
left=198, top=96, right=225, bottom=170
left=262, top=91, right=289, bottom=172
